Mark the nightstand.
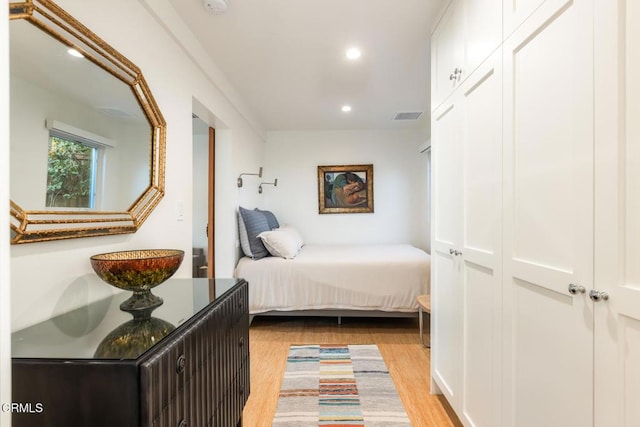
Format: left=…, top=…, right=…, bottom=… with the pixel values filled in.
left=417, top=294, right=431, bottom=348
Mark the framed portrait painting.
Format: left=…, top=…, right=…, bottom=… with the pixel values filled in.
left=318, top=164, right=374, bottom=214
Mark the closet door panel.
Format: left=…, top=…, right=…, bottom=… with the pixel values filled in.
left=595, top=1, right=640, bottom=425
left=462, top=56, right=501, bottom=257
left=461, top=261, right=499, bottom=427
left=620, top=4, right=640, bottom=423
left=431, top=0, right=464, bottom=110
left=619, top=318, right=640, bottom=425
left=622, top=0, right=640, bottom=318
left=502, top=1, right=594, bottom=426
left=509, top=4, right=580, bottom=274
left=431, top=251, right=461, bottom=404
left=508, top=280, right=592, bottom=426
left=431, top=100, right=462, bottom=408
left=464, top=0, right=502, bottom=76
left=432, top=102, right=461, bottom=249
left=505, top=0, right=593, bottom=290
left=613, top=113, right=640, bottom=426
left=459, top=51, right=502, bottom=427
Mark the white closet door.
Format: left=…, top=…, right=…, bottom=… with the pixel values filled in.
left=459, top=50, right=502, bottom=427
left=595, top=1, right=640, bottom=426
left=615, top=6, right=640, bottom=420
left=431, top=0, right=464, bottom=110
left=502, top=1, right=594, bottom=426
left=431, top=99, right=462, bottom=408
left=464, top=0, right=502, bottom=77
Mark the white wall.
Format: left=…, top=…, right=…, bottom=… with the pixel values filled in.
left=9, top=0, right=266, bottom=331
left=213, top=129, right=240, bottom=275
left=263, top=130, right=430, bottom=250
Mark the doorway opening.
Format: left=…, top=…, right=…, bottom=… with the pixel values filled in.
left=192, top=114, right=215, bottom=278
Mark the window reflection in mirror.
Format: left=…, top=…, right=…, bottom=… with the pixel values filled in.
left=46, top=135, right=98, bottom=209
left=9, top=18, right=151, bottom=212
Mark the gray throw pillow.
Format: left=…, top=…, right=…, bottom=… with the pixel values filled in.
left=238, top=207, right=270, bottom=259
left=254, top=208, right=280, bottom=230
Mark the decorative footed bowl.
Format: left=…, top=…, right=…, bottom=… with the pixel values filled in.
left=90, top=249, right=184, bottom=317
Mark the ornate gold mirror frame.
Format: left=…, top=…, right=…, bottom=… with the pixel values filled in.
left=9, top=0, right=166, bottom=244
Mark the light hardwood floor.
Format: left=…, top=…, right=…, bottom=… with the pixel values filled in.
left=242, top=316, right=462, bottom=427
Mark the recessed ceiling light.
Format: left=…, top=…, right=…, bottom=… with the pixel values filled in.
left=203, top=0, right=229, bottom=14
left=341, top=105, right=352, bottom=113
left=67, top=48, right=84, bottom=58
left=345, top=47, right=361, bottom=60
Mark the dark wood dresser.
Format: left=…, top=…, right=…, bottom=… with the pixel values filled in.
left=11, top=278, right=249, bottom=427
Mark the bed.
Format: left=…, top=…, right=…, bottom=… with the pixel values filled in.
left=234, top=207, right=430, bottom=320
left=235, top=243, right=430, bottom=317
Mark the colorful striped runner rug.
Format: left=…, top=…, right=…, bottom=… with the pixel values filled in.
left=273, top=344, right=411, bottom=426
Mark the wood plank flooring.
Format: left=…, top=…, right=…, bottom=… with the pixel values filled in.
left=242, top=315, right=462, bottom=427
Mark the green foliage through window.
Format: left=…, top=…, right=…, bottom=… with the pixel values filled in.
left=46, top=136, right=96, bottom=208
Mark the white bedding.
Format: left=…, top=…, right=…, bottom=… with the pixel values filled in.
left=234, top=244, right=430, bottom=314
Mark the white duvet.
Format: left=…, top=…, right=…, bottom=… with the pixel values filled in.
left=234, top=244, right=430, bottom=314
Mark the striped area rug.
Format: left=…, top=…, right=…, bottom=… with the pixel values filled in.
left=273, top=344, right=411, bottom=426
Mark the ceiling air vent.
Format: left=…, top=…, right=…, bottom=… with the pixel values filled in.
left=393, top=111, right=423, bottom=121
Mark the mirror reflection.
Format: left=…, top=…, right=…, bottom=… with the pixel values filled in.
left=9, top=19, right=151, bottom=212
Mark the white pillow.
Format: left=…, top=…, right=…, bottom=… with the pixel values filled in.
left=257, top=225, right=304, bottom=259
left=280, top=225, right=304, bottom=248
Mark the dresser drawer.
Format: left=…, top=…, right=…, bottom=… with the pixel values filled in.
left=213, top=358, right=250, bottom=427
left=140, top=314, right=220, bottom=423
left=140, top=331, right=189, bottom=423
left=140, top=281, right=249, bottom=425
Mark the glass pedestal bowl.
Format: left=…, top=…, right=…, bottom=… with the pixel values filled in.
left=90, top=249, right=184, bottom=317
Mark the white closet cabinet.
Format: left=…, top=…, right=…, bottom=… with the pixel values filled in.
left=431, top=0, right=501, bottom=110
left=432, top=0, right=640, bottom=425
left=431, top=50, right=502, bottom=427
left=501, top=0, right=595, bottom=426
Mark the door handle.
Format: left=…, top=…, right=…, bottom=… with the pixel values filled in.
left=589, top=290, right=609, bottom=302
left=568, top=283, right=585, bottom=295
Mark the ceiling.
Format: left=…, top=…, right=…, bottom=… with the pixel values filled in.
left=169, top=0, right=444, bottom=131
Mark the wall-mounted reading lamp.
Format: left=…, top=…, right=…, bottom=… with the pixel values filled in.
left=237, top=167, right=263, bottom=187
left=259, top=179, right=278, bottom=194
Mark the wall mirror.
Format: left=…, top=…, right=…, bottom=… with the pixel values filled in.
left=9, top=0, right=166, bottom=244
